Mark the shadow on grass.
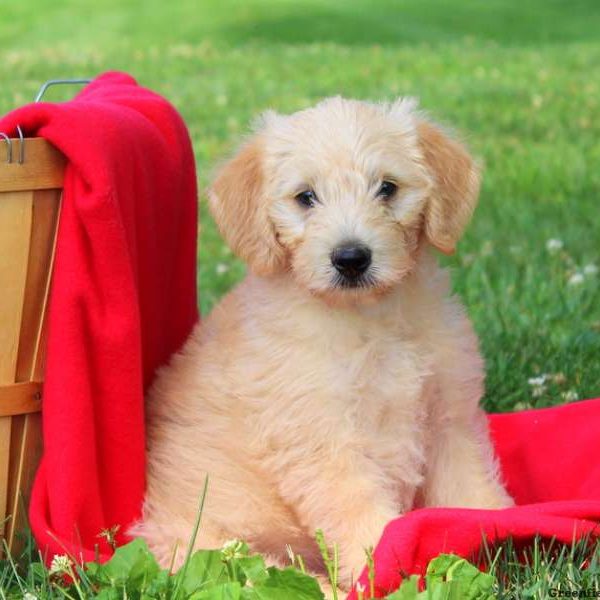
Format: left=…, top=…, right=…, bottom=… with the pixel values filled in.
left=220, top=0, right=600, bottom=47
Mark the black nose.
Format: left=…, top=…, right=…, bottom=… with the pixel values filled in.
left=331, top=243, right=372, bottom=277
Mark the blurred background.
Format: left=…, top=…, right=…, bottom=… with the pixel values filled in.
left=0, top=0, right=598, bottom=411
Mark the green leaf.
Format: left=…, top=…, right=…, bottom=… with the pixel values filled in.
left=95, top=588, right=120, bottom=600
left=425, top=555, right=497, bottom=600
left=175, top=549, right=229, bottom=594
left=141, top=563, right=172, bottom=597
left=189, top=581, right=243, bottom=599
left=86, top=538, right=160, bottom=587
left=386, top=555, right=497, bottom=600
left=385, top=575, right=421, bottom=599
left=235, top=555, right=269, bottom=586
left=128, top=547, right=161, bottom=587
left=28, top=560, right=48, bottom=581
left=249, top=567, right=324, bottom=600
left=428, top=583, right=453, bottom=600
left=240, top=588, right=261, bottom=600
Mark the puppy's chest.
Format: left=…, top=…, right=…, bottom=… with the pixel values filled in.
left=321, top=324, right=431, bottom=489
left=307, top=316, right=431, bottom=429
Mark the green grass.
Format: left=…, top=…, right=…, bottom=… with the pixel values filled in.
left=0, top=0, right=599, bottom=596
left=1, top=0, right=599, bottom=411
left=2, top=0, right=597, bottom=412
left=2, top=529, right=600, bottom=599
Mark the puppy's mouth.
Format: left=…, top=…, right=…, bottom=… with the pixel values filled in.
left=304, top=265, right=397, bottom=307
left=332, top=271, right=378, bottom=290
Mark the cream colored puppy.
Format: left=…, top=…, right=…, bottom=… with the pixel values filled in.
left=133, top=97, right=513, bottom=587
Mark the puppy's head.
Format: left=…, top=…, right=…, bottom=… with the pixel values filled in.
left=209, top=97, right=479, bottom=304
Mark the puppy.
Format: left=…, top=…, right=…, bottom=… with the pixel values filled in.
left=133, top=97, right=513, bottom=588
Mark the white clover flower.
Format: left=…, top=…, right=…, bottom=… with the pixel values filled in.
left=583, top=264, right=598, bottom=276
left=562, top=389, right=578, bottom=402
left=221, top=538, right=245, bottom=560
left=568, top=272, right=585, bottom=286
left=546, top=239, right=563, bottom=252
left=23, top=593, right=38, bottom=600
left=49, top=554, right=72, bottom=575
left=216, top=263, right=230, bottom=275
left=528, top=375, right=547, bottom=398
left=513, top=401, right=532, bottom=411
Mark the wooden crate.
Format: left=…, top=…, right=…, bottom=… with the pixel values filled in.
left=0, top=138, right=65, bottom=552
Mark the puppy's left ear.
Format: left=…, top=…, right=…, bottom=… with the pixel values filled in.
left=417, top=119, right=480, bottom=255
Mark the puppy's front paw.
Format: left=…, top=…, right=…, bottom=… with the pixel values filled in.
left=448, top=484, right=515, bottom=510
left=336, top=541, right=376, bottom=591
left=317, top=577, right=345, bottom=600
left=485, top=488, right=515, bottom=509
left=335, top=509, right=397, bottom=588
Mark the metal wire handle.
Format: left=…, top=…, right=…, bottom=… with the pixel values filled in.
left=0, top=132, right=11, bottom=163
left=34, top=78, right=92, bottom=103
left=2, top=78, right=92, bottom=164
left=1, top=126, right=24, bottom=164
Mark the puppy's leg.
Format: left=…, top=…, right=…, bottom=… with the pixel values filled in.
left=269, top=438, right=402, bottom=589
left=131, top=515, right=228, bottom=571
left=422, top=408, right=513, bottom=509
left=316, top=578, right=342, bottom=600
left=420, top=295, right=514, bottom=510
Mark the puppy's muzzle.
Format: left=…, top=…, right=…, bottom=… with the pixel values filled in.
left=331, top=242, right=372, bottom=279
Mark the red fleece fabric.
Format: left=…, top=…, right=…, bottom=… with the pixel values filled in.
left=348, top=397, right=600, bottom=599
left=0, top=72, right=198, bottom=562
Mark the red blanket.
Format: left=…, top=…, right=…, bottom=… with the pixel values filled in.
left=348, top=397, right=600, bottom=598
left=0, top=73, right=198, bottom=561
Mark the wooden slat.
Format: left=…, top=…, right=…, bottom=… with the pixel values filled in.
left=5, top=413, right=25, bottom=550
left=6, top=188, right=60, bottom=550
left=0, top=189, right=34, bottom=541
left=0, top=138, right=64, bottom=553
left=0, top=191, right=33, bottom=382
left=0, top=382, right=42, bottom=417
left=6, top=412, right=42, bottom=551
left=0, top=139, right=66, bottom=192
left=0, top=418, right=11, bottom=537
left=16, top=189, right=62, bottom=382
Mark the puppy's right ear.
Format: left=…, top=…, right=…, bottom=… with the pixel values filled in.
left=209, top=137, right=287, bottom=276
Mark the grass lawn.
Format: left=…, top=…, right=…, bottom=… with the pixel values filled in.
left=0, top=0, right=599, bottom=597
left=1, top=0, right=598, bottom=411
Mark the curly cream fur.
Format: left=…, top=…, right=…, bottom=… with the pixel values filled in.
left=131, top=97, right=512, bottom=589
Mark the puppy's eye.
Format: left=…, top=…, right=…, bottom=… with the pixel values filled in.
left=295, top=190, right=317, bottom=208
left=377, top=180, right=398, bottom=200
